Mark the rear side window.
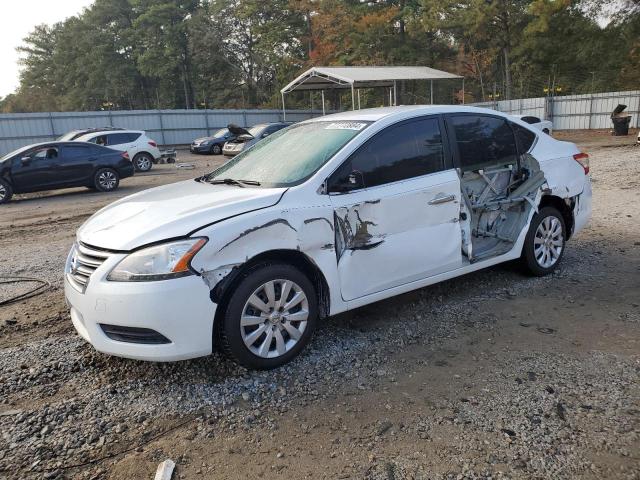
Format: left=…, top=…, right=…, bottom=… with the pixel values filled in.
left=331, top=117, right=445, bottom=189
left=107, top=133, right=139, bottom=145
left=448, top=115, right=517, bottom=171
left=63, top=146, right=90, bottom=158
left=511, top=123, right=536, bottom=152
left=521, top=116, right=540, bottom=124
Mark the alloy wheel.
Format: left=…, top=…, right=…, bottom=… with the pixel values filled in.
left=136, top=155, right=152, bottom=171
left=0, top=183, right=6, bottom=201
left=240, top=279, right=309, bottom=359
left=533, top=216, right=563, bottom=268
left=98, top=171, right=117, bottom=190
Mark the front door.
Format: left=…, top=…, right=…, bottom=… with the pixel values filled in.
left=327, top=116, right=463, bottom=301
left=11, top=146, right=60, bottom=192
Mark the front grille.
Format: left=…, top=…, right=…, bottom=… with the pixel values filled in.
left=67, top=243, right=112, bottom=293
left=99, top=324, right=171, bottom=344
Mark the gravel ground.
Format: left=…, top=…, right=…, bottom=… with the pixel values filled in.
left=0, top=136, right=639, bottom=479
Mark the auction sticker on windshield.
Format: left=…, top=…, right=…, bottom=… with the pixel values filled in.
left=325, top=122, right=367, bottom=130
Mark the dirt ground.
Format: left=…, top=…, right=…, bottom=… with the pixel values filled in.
left=0, top=131, right=639, bottom=480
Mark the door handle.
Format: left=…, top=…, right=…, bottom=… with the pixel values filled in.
left=428, top=194, right=456, bottom=205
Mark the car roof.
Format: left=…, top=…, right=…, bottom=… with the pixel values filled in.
left=75, top=129, right=144, bottom=140
left=302, top=105, right=513, bottom=123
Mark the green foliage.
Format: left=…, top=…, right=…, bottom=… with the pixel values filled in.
left=2, top=0, right=638, bottom=112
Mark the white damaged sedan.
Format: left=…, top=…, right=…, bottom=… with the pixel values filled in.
left=65, top=106, right=591, bottom=369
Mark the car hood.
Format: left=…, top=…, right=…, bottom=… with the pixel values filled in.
left=77, top=180, right=286, bottom=250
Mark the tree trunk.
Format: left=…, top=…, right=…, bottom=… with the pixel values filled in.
left=503, top=47, right=512, bottom=100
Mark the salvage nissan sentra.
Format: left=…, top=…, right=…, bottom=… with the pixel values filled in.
left=65, top=106, right=592, bottom=369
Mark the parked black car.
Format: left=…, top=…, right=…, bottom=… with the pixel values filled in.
left=190, top=128, right=237, bottom=155
left=0, top=142, right=134, bottom=204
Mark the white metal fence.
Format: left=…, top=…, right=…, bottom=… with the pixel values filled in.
left=1, top=90, right=638, bottom=154
left=0, top=108, right=324, bottom=154
left=472, top=90, right=640, bottom=130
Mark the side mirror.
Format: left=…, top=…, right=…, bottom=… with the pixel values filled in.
left=20, top=156, right=31, bottom=165
left=262, top=132, right=269, bottom=138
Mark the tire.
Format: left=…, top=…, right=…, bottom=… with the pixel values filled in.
left=93, top=168, right=120, bottom=192
left=521, top=206, right=566, bottom=276
left=0, top=178, right=13, bottom=204
left=133, top=153, right=153, bottom=172
left=210, top=144, right=222, bottom=155
left=219, top=263, right=318, bottom=369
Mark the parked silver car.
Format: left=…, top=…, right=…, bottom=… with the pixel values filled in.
left=222, top=123, right=290, bottom=157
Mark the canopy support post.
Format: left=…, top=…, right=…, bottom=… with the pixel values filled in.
left=351, top=84, right=355, bottom=110
left=389, top=88, right=392, bottom=106
left=430, top=80, right=433, bottom=104
left=321, top=90, right=325, bottom=115
left=357, top=89, right=361, bottom=109
left=393, top=80, right=397, bottom=106
left=281, top=92, right=286, bottom=121
left=462, top=77, right=465, bottom=104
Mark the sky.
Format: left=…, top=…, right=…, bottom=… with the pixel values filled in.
left=0, top=0, right=93, bottom=97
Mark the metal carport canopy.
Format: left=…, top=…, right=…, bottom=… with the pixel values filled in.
left=280, top=66, right=464, bottom=117
left=281, top=66, right=462, bottom=93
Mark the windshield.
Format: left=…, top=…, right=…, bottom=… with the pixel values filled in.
left=213, top=128, right=229, bottom=137
left=205, top=121, right=370, bottom=187
left=0, top=145, right=32, bottom=162
left=248, top=125, right=268, bottom=137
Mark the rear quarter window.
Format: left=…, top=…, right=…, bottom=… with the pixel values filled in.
left=511, top=123, right=537, bottom=152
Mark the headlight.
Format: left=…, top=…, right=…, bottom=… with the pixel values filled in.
left=107, top=238, right=207, bottom=282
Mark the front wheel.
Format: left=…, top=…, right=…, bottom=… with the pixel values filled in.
left=0, top=178, right=13, bottom=204
left=521, top=206, right=566, bottom=276
left=210, top=144, right=222, bottom=155
left=94, top=168, right=120, bottom=192
left=133, top=153, right=153, bottom=172
left=219, top=263, right=318, bottom=369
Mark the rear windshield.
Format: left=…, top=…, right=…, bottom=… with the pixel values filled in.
left=206, top=121, right=370, bottom=187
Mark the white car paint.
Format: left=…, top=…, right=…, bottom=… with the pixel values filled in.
left=76, top=130, right=162, bottom=171
left=65, top=105, right=592, bottom=363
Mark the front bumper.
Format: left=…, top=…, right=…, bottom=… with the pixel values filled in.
left=190, top=144, right=212, bottom=153
left=65, top=253, right=217, bottom=362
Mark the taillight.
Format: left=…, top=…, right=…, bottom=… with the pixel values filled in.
left=148, top=141, right=157, bottom=147
left=573, top=152, right=589, bottom=175
left=121, top=152, right=130, bottom=160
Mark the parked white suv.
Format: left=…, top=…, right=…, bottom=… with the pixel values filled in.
left=76, top=130, right=161, bottom=172
left=65, top=106, right=591, bottom=369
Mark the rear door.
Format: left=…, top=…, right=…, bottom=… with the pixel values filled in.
left=58, top=144, right=96, bottom=184
left=327, top=116, right=463, bottom=301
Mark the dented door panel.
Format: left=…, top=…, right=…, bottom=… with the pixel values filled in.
left=330, top=170, right=463, bottom=301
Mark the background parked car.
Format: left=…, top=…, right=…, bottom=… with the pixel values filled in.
left=0, top=142, right=134, bottom=204
left=222, top=122, right=290, bottom=157
left=57, top=127, right=126, bottom=142
left=513, top=115, right=553, bottom=134
left=190, top=128, right=236, bottom=155
left=76, top=130, right=161, bottom=172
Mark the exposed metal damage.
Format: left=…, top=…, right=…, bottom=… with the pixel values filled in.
left=460, top=154, right=546, bottom=262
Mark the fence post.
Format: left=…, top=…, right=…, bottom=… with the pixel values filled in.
left=588, top=93, right=594, bottom=129
left=204, top=109, right=210, bottom=136
left=157, top=110, right=167, bottom=146
left=48, top=112, right=56, bottom=140
left=242, top=110, right=248, bottom=127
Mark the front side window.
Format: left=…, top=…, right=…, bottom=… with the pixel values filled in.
left=31, top=147, right=59, bottom=160
left=329, top=117, right=445, bottom=191
left=205, top=121, right=370, bottom=187
left=448, top=115, right=517, bottom=171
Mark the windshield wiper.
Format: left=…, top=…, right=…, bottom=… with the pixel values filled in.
left=207, top=178, right=261, bottom=187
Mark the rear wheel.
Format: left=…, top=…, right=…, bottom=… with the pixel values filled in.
left=133, top=153, right=153, bottom=172
left=521, top=206, right=566, bottom=276
left=219, top=263, right=318, bottom=369
left=0, top=178, right=13, bottom=204
left=94, top=168, right=120, bottom=192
